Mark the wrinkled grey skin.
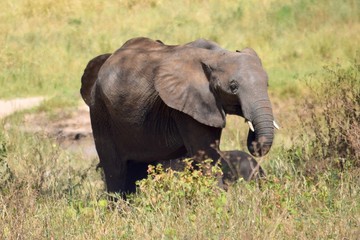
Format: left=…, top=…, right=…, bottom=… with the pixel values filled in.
left=81, top=37, right=275, bottom=195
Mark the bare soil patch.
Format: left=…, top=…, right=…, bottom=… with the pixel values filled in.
left=0, top=98, right=96, bottom=159
left=21, top=102, right=97, bottom=159
left=0, top=97, right=45, bottom=118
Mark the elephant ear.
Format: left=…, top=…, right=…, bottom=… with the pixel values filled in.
left=81, top=53, right=111, bottom=106
left=154, top=52, right=225, bottom=128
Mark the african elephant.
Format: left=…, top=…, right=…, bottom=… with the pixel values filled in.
left=81, top=37, right=277, bottom=195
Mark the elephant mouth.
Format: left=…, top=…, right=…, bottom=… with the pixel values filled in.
left=223, top=104, right=243, bottom=116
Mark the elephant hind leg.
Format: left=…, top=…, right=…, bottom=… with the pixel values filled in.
left=90, top=101, right=127, bottom=196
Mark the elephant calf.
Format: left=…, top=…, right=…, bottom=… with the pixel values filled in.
left=161, top=150, right=265, bottom=183
left=221, top=150, right=265, bottom=183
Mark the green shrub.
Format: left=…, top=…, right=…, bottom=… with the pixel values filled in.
left=129, top=160, right=227, bottom=212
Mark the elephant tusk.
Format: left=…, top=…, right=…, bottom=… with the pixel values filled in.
left=273, top=120, right=280, bottom=130
left=247, top=121, right=255, bottom=132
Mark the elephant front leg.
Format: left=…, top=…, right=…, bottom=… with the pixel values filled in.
left=174, top=113, right=222, bottom=162
left=174, top=113, right=224, bottom=187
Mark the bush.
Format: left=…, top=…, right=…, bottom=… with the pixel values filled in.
left=294, top=56, right=360, bottom=173
left=129, top=159, right=227, bottom=212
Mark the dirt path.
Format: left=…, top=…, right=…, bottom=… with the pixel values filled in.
left=0, top=97, right=45, bottom=118
left=1, top=97, right=96, bottom=158
left=22, top=102, right=97, bottom=158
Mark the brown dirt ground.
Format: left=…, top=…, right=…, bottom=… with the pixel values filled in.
left=21, top=102, right=98, bottom=159
left=0, top=97, right=45, bottom=118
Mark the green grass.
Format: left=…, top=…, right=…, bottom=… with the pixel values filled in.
left=1, top=0, right=360, bottom=239
left=0, top=0, right=358, bottom=99
left=0, top=132, right=359, bottom=239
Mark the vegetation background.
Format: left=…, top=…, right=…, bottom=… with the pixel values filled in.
left=0, top=0, right=359, bottom=239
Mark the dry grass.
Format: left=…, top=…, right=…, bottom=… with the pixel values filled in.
left=1, top=0, right=360, bottom=239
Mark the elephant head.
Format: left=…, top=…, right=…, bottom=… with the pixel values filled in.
left=155, top=46, right=276, bottom=157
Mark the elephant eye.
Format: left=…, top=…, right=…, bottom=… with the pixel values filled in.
left=229, top=81, right=238, bottom=93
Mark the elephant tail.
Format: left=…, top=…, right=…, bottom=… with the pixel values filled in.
left=80, top=53, right=111, bottom=106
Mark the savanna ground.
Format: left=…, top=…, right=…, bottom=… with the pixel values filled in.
left=0, top=0, right=359, bottom=239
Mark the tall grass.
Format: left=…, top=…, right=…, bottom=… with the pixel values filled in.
left=282, top=56, right=360, bottom=176
left=0, top=0, right=360, bottom=239
left=0, top=0, right=359, bottom=100
left=0, top=132, right=359, bottom=239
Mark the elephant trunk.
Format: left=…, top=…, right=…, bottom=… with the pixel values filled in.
left=246, top=100, right=274, bottom=157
